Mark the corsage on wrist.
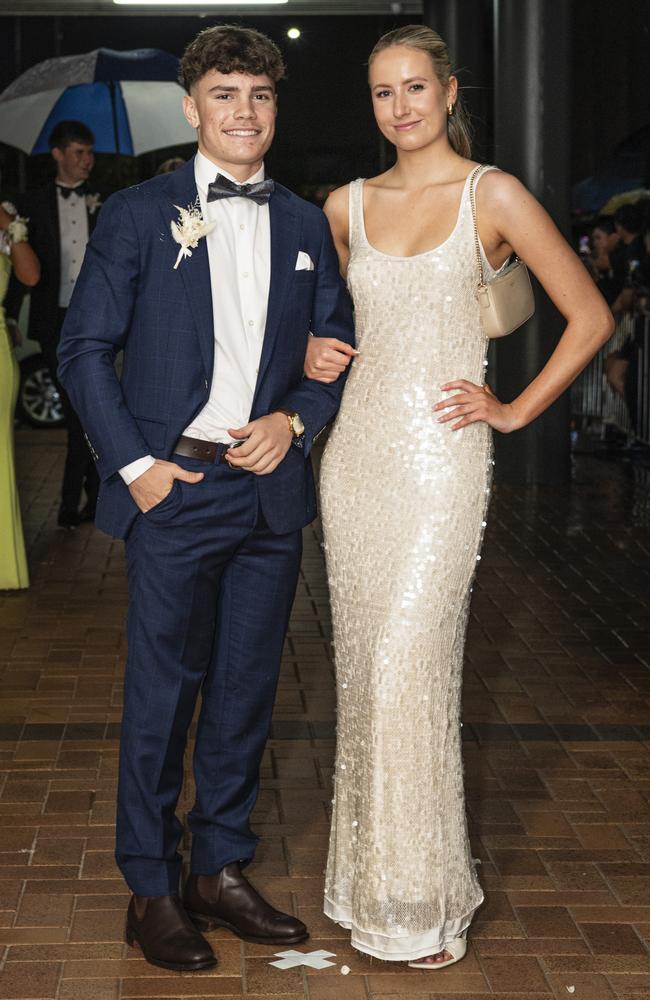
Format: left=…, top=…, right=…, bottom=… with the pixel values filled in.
left=1, top=201, right=29, bottom=245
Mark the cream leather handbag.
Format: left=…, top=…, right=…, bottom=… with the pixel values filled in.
left=469, top=166, right=535, bottom=338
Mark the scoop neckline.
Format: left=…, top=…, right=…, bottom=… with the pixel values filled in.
left=357, top=169, right=478, bottom=262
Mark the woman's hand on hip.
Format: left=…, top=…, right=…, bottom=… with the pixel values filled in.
left=433, top=380, right=521, bottom=433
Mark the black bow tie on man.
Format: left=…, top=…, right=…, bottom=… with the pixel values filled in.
left=207, top=173, right=275, bottom=206
left=56, top=181, right=89, bottom=200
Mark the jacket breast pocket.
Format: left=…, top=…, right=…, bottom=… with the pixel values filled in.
left=134, top=415, right=167, bottom=451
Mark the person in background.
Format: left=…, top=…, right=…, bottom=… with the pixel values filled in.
left=605, top=225, right=650, bottom=421
left=632, top=223, right=650, bottom=288
left=154, top=156, right=185, bottom=175
left=603, top=209, right=650, bottom=399
left=0, top=195, right=40, bottom=589
left=608, top=203, right=646, bottom=317
left=5, top=120, right=106, bottom=528
left=589, top=216, right=625, bottom=305
left=613, top=203, right=646, bottom=269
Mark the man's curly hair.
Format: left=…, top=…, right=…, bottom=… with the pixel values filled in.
left=180, top=25, right=286, bottom=93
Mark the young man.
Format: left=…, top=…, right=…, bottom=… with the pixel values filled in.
left=58, top=26, right=354, bottom=972
left=6, top=120, right=103, bottom=527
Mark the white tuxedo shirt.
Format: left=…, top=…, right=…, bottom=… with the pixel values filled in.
left=57, top=185, right=89, bottom=308
left=119, top=151, right=272, bottom=485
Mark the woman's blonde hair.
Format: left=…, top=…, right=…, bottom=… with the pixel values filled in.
left=368, top=24, right=472, bottom=159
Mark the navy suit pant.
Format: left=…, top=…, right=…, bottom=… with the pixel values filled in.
left=116, top=456, right=302, bottom=896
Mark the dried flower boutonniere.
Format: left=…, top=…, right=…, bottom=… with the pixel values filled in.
left=170, top=199, right=216, bottom=270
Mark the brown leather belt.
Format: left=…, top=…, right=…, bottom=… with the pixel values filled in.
left=173, top=434, right=233, bottom=464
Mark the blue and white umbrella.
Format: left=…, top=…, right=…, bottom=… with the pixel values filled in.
left=0, top=47, right=196, bottom=155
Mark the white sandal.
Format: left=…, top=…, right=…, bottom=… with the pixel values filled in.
left=407, top=929, right=467, bottom=970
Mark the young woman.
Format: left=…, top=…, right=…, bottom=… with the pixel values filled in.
left=305, top=25, right=613, bottom=969
left=0, top=197, right=40, bottom=590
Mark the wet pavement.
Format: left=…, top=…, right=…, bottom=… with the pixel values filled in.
left=0, top=428, right=649, bottom=999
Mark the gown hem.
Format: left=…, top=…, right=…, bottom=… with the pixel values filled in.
left=323, top=894, right=483, bottom=962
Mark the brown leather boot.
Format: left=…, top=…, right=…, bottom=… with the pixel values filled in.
left=183, top=863, right=309, bottom=945
left=125, top=894, right=217, bottom=972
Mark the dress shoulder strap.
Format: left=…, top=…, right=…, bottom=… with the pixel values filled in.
left=473, top=163, right=500, bottom=187
left=468, top=165, right=501, bottom=283
left=468, top=164, right=501, bottom=202
left=347, top=178, right=365, bottom=252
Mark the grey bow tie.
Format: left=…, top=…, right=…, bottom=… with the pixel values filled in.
left=207, top=173, right=274, bottom=206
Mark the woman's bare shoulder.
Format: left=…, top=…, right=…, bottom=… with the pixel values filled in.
left=324, top=182, right=350, bottom=212
left=323, top=183, right=352, bottom=233
left=478, top=168, right=531, bottom=209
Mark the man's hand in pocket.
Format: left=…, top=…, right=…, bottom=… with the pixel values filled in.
left=128, top=459, right=204, bottom=513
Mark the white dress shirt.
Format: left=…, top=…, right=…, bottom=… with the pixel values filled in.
left=119, top=151, right=272, bottom=486
left=57, top=185, right=89, bottom=308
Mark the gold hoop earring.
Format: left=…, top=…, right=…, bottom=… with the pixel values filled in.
left=447, top=103, right=454, bottom=117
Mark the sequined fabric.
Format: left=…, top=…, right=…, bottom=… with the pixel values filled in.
left=320, top=167, right=500, bottom=962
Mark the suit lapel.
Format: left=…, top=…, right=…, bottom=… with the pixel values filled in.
left=46, top=182, right=61, bottom=278
left=162, top=159, right=214, bottom=378
left=253, top=187, right=300, bottom=403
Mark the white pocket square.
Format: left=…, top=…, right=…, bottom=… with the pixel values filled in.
left=295, top=250, right=314, bottom=271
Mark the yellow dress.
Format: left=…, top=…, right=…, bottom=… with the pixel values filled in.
left=0, top=252, right=29, bottom=589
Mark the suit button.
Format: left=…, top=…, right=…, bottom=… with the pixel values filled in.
left=204, top=379, right=208, bottom=389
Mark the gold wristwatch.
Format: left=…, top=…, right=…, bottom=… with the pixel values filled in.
left=276, top=409, right=305, bottom=438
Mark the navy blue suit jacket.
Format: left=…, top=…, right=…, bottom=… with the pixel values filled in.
left=57, top=157, right=354, bottom=539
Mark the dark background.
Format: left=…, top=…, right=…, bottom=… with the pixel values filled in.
left=1, top=2, right=649, bottom=197
left=0, top=13, right=408, bottom=196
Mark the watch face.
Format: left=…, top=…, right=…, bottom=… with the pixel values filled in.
left=293, top=413, right=305, bottom=436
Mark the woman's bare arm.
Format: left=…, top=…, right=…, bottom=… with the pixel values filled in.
left=435, top=172, right=614, bottom=432
left=323, top=184, right=351, bottom=278
left=304, top=185, right=358, bottom=382
left=0, top=203, right=40, bottom=287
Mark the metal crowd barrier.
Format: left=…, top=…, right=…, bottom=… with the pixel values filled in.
left=637, top=315, right=650, bottom=445
left=571, top=311, right=650, bottom=444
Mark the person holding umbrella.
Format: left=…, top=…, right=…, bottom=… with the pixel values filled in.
left=6, top=120, right=106, bottom=528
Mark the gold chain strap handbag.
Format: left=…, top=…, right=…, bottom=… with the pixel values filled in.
left=469, top=165, right=535, bottom=338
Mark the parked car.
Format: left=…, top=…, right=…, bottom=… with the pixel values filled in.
left=15, top=330, right=64, bottom=429
left=6, top=279, right=63, bottom=428
left=13, top=299, right=122, bottom=428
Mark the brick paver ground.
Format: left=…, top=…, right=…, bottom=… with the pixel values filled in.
left=1, top=428, right=649, bottom=999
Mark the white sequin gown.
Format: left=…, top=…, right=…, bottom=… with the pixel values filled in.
left=320, top=166, right=499, bottom=962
